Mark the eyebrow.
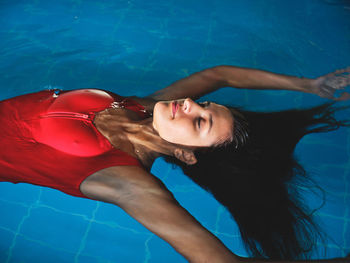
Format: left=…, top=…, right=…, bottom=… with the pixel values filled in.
left=207, top=113, right=213, bottom=134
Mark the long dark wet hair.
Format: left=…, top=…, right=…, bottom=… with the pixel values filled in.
left=164, top=103, right=349, bottom=260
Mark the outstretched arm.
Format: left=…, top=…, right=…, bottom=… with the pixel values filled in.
left=146, top=66, right=350, bottom=101
left=81, top=166, right=350, bottom=263
left=80, top=166, right=239, bottom=263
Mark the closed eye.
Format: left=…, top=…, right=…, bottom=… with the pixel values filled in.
left=197, top=117, right=203, bottom=129
left=197, top=101, right=211, bottom=130
left=198, top=101, right=211, bottom=108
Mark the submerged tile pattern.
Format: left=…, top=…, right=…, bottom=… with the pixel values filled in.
left=0, top=0, right=349, bottom=262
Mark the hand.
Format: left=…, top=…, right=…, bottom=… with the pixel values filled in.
left=310, top=67, right=350, bottom=101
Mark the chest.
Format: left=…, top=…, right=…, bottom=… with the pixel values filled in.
left=31, top=89, right=120, bottom=157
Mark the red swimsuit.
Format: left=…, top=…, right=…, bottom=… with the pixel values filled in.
left=0, top=89, right=150, bottom=198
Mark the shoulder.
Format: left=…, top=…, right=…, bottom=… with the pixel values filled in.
left=80, top=166, right=169, bottom=203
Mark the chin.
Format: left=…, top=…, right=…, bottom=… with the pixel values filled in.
left=152, top=102, right=164, bottom=132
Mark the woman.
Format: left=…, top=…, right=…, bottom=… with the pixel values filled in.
left=0, top=65, right=349, bottom=262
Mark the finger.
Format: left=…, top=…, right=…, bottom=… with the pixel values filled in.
left=324, top=75, right=350, bottom=89
left=323, top=67, right=350, bottom=78
left=332, top=76, right=350, bottom=88
left=319, top=89, right=335, bottom=99
left=333, top=92, right=350, bottom=101
left=334, top=66, right=350, bottom=75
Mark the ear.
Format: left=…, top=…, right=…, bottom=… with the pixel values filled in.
left=174, top=148, right=197, bottom=165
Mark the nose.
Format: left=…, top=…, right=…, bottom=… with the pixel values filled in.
left=182, top=98, right=195, bottom=114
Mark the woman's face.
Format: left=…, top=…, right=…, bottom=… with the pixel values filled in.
left=152, top=98, right=234, bottom=147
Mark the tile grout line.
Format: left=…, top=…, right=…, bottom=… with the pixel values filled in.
left=5, top=189, right=42, bottom=263
left=74, top=202, right=100, bottom=263
left=341, top=128, right=350, bottom=254
left=314, top=212, right=350, bottom=223
left=198, top=10, right=216, bottom=68
left=2, top=221, right=131, bottom=262
left=0, top=196, right=149, bottom=234
left=143, top=234, right=154, bottom=263
left=213, top=205, right=225, bottom=235
left=89, top=0, right=133, bottom=85
left=138, top=2, right=172, bottom=80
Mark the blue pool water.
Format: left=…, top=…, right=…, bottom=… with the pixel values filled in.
left=0, top=0, right=349, bottom=262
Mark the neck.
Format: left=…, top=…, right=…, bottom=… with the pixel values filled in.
left=94, top=109, right=177, bottom=169
left=127, top=117, right=182, bottom=167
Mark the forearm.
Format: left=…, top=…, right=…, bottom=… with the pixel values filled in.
left=238, top=255, right=349, bottom=263
left=214, top=65, right=312, bottom=92
left=117, top=192, right=348, bottom=263
left=117, top=192, right=238, bottom=263
left=148, top=67, right=224, bottom=101
left=147, top=65, right=349, bottom=101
